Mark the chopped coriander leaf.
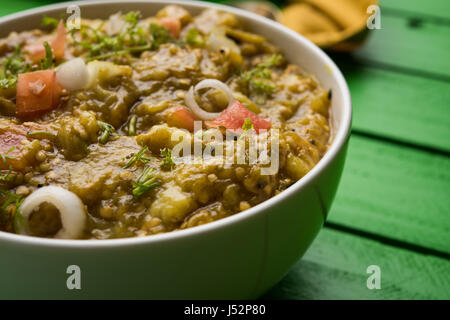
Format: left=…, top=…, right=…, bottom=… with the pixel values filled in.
left=0, top=46, right=30, bottom=89
left=149, top=23, right=173, bottom=49
left=0, top=77, right=17, bottom=89
left=241, top=54, right=282, bottom=95
left=132, top=167, right=161, bottom=198
left=242, top=118, right=254, bottom=132
left=3, top=46, right=29, bottom=74
left=0, top=190, right=24, bottom=232
left=0, top=190, right=23, bottom=210
left=97, top=121, right=117, bottom=144
left=185, top=28, right=205, bottom=46
left=71, top=11, right=156, bottom=63
left=160, top=148, right=175, bottom=170
left=123, top=146, right=152, bottom=169
left=41, top=15, right=60, bottom=29
left=0, top=168, right=14, bottom=182
left=86, top=43, right=151, bottom=62
left=71, top=12, right=148, bottom=61
left=40, top=42, right=54, bottom=70
left=123, top=11, right=140, bottom=26
left=1, top=147, right=16, bottom=169
left=248, top=78, right=275, bottom=95
left=239, top=118, right=255, bottom=140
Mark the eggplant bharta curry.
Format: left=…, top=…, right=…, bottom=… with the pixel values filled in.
left=0, top=5, right=331, bottom=239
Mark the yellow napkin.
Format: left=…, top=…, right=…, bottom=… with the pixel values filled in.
left=281, top=0, right=378, bottom=51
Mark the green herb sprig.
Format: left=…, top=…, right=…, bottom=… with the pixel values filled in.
left=132, top=167, right=161, bottom=198
left=123, top=146, right=152, bottom=169
left=0, top=147, right=16, bottom=182
left=71, top=12, right=175, bottom=62
left=1, top=147, right=16, bottom=168
left=0, top=40, right=55, bottom=89
left=0, top=190, right=24, bottom=232
left=0, top=47, right=29, bottom=89
left=97, top=121, right=117, bottom=144
left=40, top=42, right=54, bottom=70
left=185, top=28, right=205, bottom=46
left=241, top=54, right=282, bottom=95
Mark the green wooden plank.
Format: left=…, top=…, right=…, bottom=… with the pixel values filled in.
left=264, top=227, right=450, bottom=299
left=334, top=59, right=450, bottom=152
left=328, top=134, right=450, bottom=254
left=354, top=14, right=450, bottom=77
left=0, top=0, right=56, bottom=17
left=380, top=0, right=450, bottom=20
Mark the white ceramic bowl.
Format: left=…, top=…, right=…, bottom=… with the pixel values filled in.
left=0, top=0, right=351, bottom=299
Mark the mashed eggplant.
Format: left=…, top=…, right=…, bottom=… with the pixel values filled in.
left=0, top=6, right=330, bottom=239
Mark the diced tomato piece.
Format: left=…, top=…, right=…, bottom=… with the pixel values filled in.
left=159, top=17, right=181, bottom=38
left=16, top=70, right=61, bottom=119
left=205, top=100, right=271, bottom=133
left=51, top=20, right=66, bottom=59
left=166, top=105, right=196, bottom=132
left=24, top=20, right=66, bottom=62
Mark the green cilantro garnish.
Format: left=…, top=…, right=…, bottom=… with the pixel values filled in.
left=242, top=118, right=254, bottom=132
left=0, top=190, right=24, bottom=232
left=97, top=121, right=117, bottom=144
left=40, top=42, right=54, bottom=70
left=0, top=46, right=29, bottom=89
left=0, top=40, right=55, bottom=89
left=160, top=148, right=175, bottom=170
left=185, top=28, right=205, bottom=46
left=123, top=146, right=152, bottom=169
left=123, top=11, right=140, bottom=26
left=241, top=54, right=282, bottom=95
left=1, top=147, right=16, bottom=168
left=41, top=15, right=60, bottom=29
left=72, top=11, right=175, bottom=62
left=0, top=147, right=16, bottom=182
left=132, top=167, right=161, bottom=198
left=149, top=23, right=173, bottom=49
left=239, top=118, right=255, bottom=140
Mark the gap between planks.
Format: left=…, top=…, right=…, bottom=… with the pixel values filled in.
left=325, top=222, right=450, bottom=260
left=352, top=129, right=450, bottom=158
left=263, top=227, right=450, bottom=299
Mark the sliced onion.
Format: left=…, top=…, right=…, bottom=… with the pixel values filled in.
left=55, top=58, right=89, bottom=91
left=184, top=79, right=234, bottom=121
left=18, top=186, right=87, bottom=239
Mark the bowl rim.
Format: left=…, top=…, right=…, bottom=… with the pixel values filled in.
left=0, top=0, right=352, bottom=248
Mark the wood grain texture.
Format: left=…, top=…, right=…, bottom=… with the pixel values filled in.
left=329, top=134, right=450, bottom=254
left=332, top=57, right=450, bottom=152
left=263, top=227, right=450, bottom=299
left=353, top=14, right=450, bottom=77
left=0, top=0, right=55, bottom=17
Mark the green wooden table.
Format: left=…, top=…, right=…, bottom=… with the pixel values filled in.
left=1, top=0, right=449, bottom=299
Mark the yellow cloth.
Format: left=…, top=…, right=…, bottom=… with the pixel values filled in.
left=281, top=0, right=378, bottom=51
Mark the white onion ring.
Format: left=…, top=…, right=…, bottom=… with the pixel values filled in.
left=185, top=79, right=234, bottom=121
left=55, top=58, right=89, bottom=91
left=18, top=186, right=87, bottom=239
